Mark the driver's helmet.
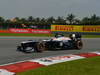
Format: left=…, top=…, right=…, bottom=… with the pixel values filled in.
left=55, top=33, right=64, bottom=38
left=69, top=33, right=76, bottom=40
left=69, top=33, right=81, bottom=40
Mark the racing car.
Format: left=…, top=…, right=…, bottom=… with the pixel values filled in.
left=17, top=33, right=83, bottom=53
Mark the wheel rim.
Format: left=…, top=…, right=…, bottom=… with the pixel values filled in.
left=37, top=42, right=45, bottom=52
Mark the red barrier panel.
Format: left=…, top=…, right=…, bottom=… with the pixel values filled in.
left=9, top=29, right=30, bottom=33
left=31, top=29, right=51, bottom=34
left=0, top=30, right=9, bottom=33
left=9, top=28, right=51, bottom=34
left=76, top=53, right=100, bottom=58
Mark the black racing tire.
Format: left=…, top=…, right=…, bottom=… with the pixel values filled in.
left=75, top=40, right=83, bottom=50
left=36, top=42, right=45, bottom=52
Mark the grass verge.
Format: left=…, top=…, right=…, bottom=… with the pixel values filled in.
left=0, top=33, right=51, bottom=37
left=82, top=35, right=100, bottom=38
left=0, top=33, right=100, bottom=38
left=17, top=56, right=100, bottom=75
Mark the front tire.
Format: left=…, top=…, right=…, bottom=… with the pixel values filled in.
left=36, top=42, right=45, bottom=52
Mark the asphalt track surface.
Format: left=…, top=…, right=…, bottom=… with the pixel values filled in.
left=0, top=37, right=100, bottom=65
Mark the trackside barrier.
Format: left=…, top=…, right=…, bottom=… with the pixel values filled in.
left=83, top=26, right=100, bottom=32
left=0, top=29, right=51, bottom=34
left=9, top=29, right=51, bottom=34
left=0, top=25, right=100, bottom=35
left=0, top=30, right=9, bottom=33
left=51, top=25, right=100, bottom=35
left=0, top=51, right=100, bottom=75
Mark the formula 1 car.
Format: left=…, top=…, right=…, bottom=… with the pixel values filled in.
left=17, top=33, right=83, bottom=53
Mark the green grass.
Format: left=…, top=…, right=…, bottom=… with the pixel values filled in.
left=0, top=33, right=100, bottom=38
left=0, top=33, right=51, bottom=37
left=66, top=34, right=100, bottom=38
left=17, top=56, right=100, bottom=75
left=82, top=35, right=100, bottom=38
left=58, top=34, right=100, bottom=38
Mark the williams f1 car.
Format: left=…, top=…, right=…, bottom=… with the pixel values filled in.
left=17, top=33, right=83, bottom=53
